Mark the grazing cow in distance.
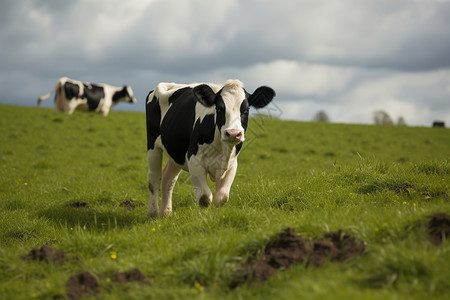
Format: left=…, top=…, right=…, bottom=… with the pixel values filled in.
left=37, top=77, right=137, bottom=116
left=146, top=79, right=275, bottom=217
left=432, top=121, right=445, bottom=128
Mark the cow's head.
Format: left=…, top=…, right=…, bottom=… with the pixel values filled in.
left=193, top=79, right=275, bottom=145
left=114, top=86, right=137, bottom=104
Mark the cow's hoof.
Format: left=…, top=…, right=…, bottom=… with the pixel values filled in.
left=214, top=197, right=228, bottom=207
left=160, top=209, right=172, bottom=217
left=199, top=195, right=211, bottom=207
left=148, top=211, right=159, bottom=219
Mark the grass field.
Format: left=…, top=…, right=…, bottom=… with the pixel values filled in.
left=0, top=104, right=449, bottom=299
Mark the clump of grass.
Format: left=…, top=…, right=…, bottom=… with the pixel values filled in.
left=414, top=159, right=450, bottom=176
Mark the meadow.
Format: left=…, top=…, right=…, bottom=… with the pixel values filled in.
left=0, top=104, right=449, bottom=299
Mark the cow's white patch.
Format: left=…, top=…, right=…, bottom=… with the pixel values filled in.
left=219, top=79, right=246, bottom=140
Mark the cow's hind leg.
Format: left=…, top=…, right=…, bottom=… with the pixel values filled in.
left=55, top=83, right=67, bottom=113
left=147, top=148, right=163, bottom=218
left=160, top=160, right=181, bottom=216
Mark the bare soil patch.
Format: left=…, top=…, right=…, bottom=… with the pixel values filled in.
left=21, top=245, right=150, bottom=298
left=427, top=212, right=450, bottom=246
left=21, top=244, right=69, bottom=264
left=120, top=199, right=144, bottom=210
left=231, top=227, right=365, bottom=288
left=310, top=230, right=366, bottom=266
left=66, top=268, right=150, bottom=299
left=113, top=268, right=151, bottom=285
left=67, top=272, right=99, bottom=300
left=70, top=201, right=88, bottom=208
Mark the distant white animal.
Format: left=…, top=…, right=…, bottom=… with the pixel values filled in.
left=145, top=79, right=275, bottom=217
left=37, top=77, right=136, bottom=116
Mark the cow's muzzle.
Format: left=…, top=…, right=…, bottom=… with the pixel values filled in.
left=223, top=129, right=244, bottom=143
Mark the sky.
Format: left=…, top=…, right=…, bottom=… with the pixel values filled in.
left=1, top=0, right=450, bottom=126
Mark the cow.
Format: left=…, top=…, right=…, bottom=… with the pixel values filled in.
left=432, top=121, right=445, bottom=128
left=145, top=79, right=275, bottom=217
left=37, top=77, right=137, bottom=116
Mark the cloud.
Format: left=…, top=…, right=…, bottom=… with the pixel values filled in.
left=179, top=60, right=357, bottom=99
left=0, top=0, right=449, bottom=126
left=340, top=69, right=450, bottom=124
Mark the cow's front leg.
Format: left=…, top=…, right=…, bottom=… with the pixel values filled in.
left=160, top=160, right=181, bottom=216
left=100, top=104, right=111, bottom=116
left=67, top=102, right=77, bottom=114
left=215, top=160, right=237, bottom=206
left=147, top=148, right=162, bottom=218
left=189, top=164, right=212, bottom=207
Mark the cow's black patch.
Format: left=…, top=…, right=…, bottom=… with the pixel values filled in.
left=160, top=88, right=196, bottom=165
left=188, top=114, right=216, bottom=160
left=146, top=94, right=161, bottom=150
left=235, top=142, right=243, bottom=155
left=240, top=99, right=250, bottom=132
left=168, top=87, right=190, bottom=105
left=234, top=99, right=249, bottom=156
left=63, top=82, right=80, bottom=100
left=82, top=84, right=105, bottom=111
left=215, top=95, right=226, bottom=132
left=112, top=86, right=130, bottom=103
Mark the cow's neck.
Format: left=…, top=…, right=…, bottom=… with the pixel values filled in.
left=205, top=138, right=237, bottom=182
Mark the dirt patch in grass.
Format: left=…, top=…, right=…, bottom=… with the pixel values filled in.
left=66, top=268, right=150, bottom=299
left=427, top=212, right=450, bottom=246
left=70, top=201, right=88, bottom=208
left=231, top=227, right=365, bottom=288
left=113, top=268, right=151, bottom=285
left=21, top=244, right=69, bottom=264
left=120, top=199, right=144, bottom=210
left=67, top=272, right=99, bottom=300
left=310, top=231, right=366, bottom=266
left=21, top=245, right=150, bottom=298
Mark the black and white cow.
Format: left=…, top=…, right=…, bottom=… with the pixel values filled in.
left=37, top=77, right=137, bottom=116
left=432, top=121, right=445, bottom=128
left=146, top=79, right=275, bottom=217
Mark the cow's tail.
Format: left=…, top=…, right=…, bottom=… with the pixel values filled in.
left=37, top=80, right=60, bottom=106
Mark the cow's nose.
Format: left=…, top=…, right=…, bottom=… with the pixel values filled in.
left=224, top=129, right=243, bottom=142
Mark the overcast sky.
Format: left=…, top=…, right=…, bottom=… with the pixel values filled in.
left=1, top=0, right=450, bottom=126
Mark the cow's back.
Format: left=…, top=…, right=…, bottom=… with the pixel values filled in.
left=153, top=82, right=223, bottom=114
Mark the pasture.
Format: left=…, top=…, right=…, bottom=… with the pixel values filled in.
left=0, top=104, right=449, bottom=299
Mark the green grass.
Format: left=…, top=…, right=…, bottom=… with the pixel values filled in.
left=0, top=104, right=449, bottom=299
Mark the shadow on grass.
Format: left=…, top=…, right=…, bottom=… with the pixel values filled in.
left=39, top=202, right=147, bottom=230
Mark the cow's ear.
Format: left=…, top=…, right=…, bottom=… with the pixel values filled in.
left=248, top=86, right=275, bottom=108
left=193, top=84, right=216, bottom=107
